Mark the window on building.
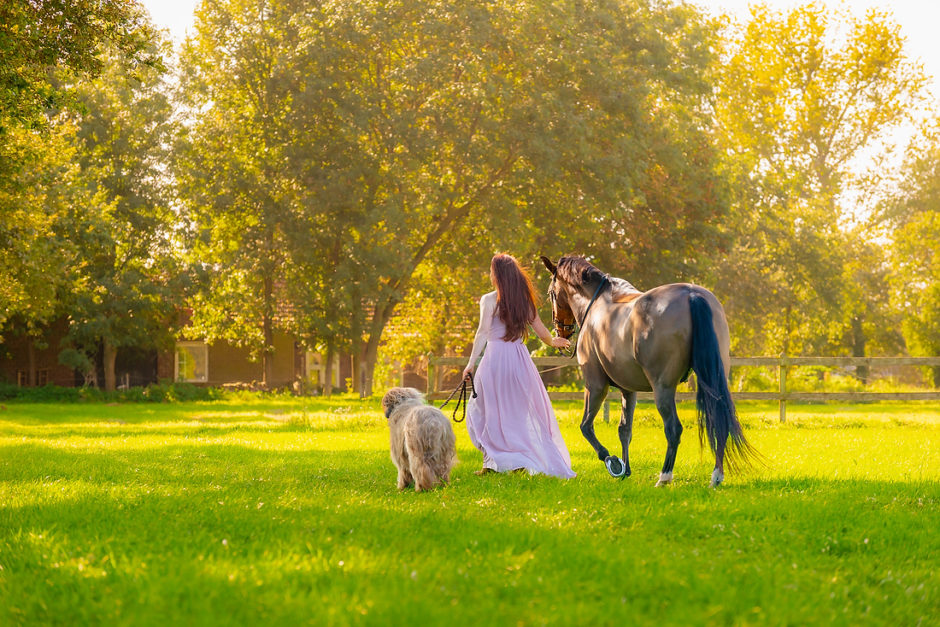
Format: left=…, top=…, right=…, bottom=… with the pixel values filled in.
left=36, top=369, right=49, bottom=386
left=305, top=351, right=340, bottom=387
left=16, top=371, right=27, bottom=387
left=175, top=342, right=208, bottom=383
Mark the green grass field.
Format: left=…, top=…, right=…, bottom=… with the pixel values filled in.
left=1, top=396, right=938, bottom=626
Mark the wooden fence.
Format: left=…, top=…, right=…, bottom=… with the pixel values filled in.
left=427, top=355, right=940, bottom=422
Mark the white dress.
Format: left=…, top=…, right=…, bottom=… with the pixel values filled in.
left=464, top=292, right=576, bottom=478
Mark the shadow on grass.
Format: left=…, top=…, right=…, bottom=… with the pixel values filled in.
left=0, top=400, right=378, bottom=426
left=0, top=415, right=386, bottom=441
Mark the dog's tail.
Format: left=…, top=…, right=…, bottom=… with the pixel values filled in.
left=406, top=408, right=457, bottom=492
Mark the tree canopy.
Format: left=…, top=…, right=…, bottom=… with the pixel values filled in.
left=712, top=3, right=926, bottom=356
left=177, top=0, right=727, bottom=394
left=2, top=0, right=939, bottom=393
left=0, top=0, right=159, bottom=334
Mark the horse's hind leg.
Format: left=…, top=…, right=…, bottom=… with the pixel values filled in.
left=618, top=390, right=637, bottom=478
left=711, top=439, right=726, bottom=487
left=653, top=384, right=683, bottom=486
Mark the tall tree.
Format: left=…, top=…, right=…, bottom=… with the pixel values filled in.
left=886, top=121, right=940, bottom=386
left=839, top=234, right=905, bottom=381
left=175, top=0, right=307, bottom=386
left=0, top=0, right=158, bottom=333
left=285, top=0, right=723, bottom=395
left=712, top=3, right=927, bottom=355
left=0, top=124, right=82, bottom=382
left=177, top=0, right=724, bottom=395
left=59, top=36, right=181, bottom=391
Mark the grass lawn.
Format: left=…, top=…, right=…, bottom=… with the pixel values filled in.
left=1, top=396, right=938, bottom=625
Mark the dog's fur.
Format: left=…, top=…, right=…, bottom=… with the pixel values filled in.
left=382, top=387, right=457, bottom=492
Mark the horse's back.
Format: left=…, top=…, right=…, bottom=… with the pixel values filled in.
left=631, top=283, right=730, bottom=382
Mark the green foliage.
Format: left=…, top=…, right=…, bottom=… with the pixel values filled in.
left=0, top=398, right=938, bottom=624
left=887, top=121, right=940, bottom=385
left=0, top=124, right=77, bottom=332
left=56, top=34, right=182, bottom=391
left=3, top=0, right=940, bottom=400
left=176, top=0, right=726, bottom=395
left=0, top=382, right=222, bottom=403
left=712, top=3, right=927, bottom=357
left=0, top=383, right=82, bottom=402
left=732, top=366, right=777, bottom=393
left=378, top=261, right=485, bottom=371
left=174, top=0, right=307, bottom=384
left=838, top=236, right=906, bottom=360
left=137, top=382, right=223, bottom=403
left=733, top=366, right=932, bottom=394
left=0, top=0, right=158, bottom=133
left=0, top=0, right=160, bottom=333
left=57, top=347, right=96, bottom=385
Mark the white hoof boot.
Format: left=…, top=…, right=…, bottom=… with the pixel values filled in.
left=604, top=455, right=627, bottom=478
left=710, top=469, right=724, bottom=488
left=655, top=472, right=673, bottom=487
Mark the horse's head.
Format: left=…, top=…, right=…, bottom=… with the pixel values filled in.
left=540, top=256, right=577, bottom=339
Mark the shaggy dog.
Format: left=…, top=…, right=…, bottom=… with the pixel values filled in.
left=382, top=387, right=457, bottom=492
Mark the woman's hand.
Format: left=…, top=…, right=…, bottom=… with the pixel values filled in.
left=551, top=336, right=571, bottom=350
left=462, top=366, right=474, bottom=381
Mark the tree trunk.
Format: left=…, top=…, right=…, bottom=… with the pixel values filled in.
left=350, top=285, right=362, bottom=395
left=262, top=275, right=275, bottom=388
left=350, top=344, right=362, bottom=395
left=261, top=320, right=274, bottom=388
left=103, top=338, right=117, bottom=392
left=360, top=300, right=399, bottom=398
left=361, top=338, right=379, bottom=398
left=323, top=344, right=334, bottom=396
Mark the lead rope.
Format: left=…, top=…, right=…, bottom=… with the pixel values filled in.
left=578, top=275, right=609, bottom=327
left=439, top=372, right=477, bottom=423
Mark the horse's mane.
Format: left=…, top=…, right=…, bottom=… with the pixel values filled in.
left=556, top=255, right=641, bottom=301
left=609, top=277, right=642, bottom=303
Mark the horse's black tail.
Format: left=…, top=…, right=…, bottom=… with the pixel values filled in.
left=689, top=291, right=756, bottom=472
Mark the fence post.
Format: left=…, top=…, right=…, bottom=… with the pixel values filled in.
left=779, top=352, right=788, bottom=423
left=603, top=400, right=610, bottom=423
left=426, top=354, right=435, bottom=396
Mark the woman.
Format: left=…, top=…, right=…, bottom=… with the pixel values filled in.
left=461, top=253, right=576, bottom=478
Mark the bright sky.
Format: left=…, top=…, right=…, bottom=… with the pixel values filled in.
left=702, top=0, right=940, bottom=90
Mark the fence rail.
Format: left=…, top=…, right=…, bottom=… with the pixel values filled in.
left=427, top=355, right=940, bottom=422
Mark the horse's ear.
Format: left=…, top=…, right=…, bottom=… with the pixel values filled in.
left=540, top=255, right=557, bottom=276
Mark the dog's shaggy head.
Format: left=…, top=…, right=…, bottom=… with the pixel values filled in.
left=381, top=387, right=425, bottom=419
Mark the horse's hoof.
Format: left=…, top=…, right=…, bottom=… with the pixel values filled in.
left=604, top=456, right=626, bottom=478
left=655, top=472, right=673, bottom=487
left=710, top=469, right=724, bottom=488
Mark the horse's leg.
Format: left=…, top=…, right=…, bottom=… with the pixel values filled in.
left=653, top=384, right=683, bottom=486
left=712, top=438, right=726, bottom=487
left=581, top=381, right=628, bottom=477
left=618, top=390, right=637, bottom=478
left=580, top=382, right=610, bottom=461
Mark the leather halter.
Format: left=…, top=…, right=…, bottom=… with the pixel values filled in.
left=548, top=276, right=577, bottom=336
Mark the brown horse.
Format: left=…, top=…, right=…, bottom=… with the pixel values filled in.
left=541, top=255, right=756, bottom=487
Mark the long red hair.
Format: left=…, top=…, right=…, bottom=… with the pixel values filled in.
left=491, top=253, right=538, bottom=342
